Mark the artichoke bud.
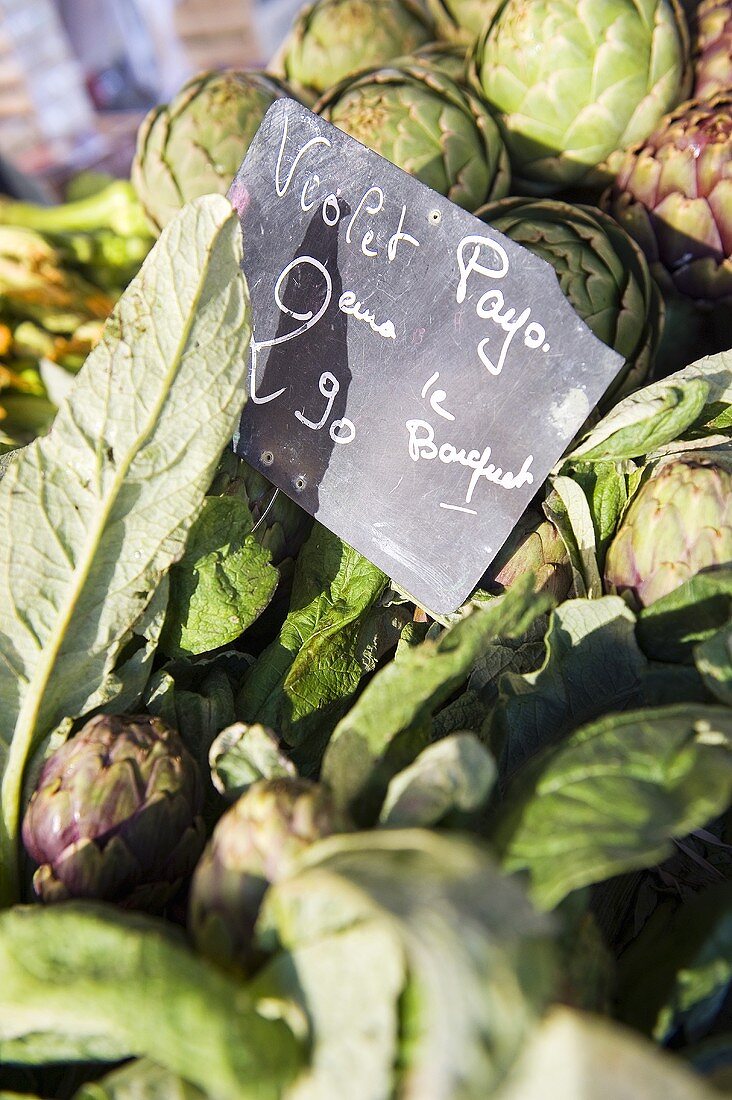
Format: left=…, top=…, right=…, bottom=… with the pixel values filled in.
left=279, top=0, right=434, bottom=100
left=315, top=61, right=510, bottom=211
left=189, top=778, right=347, bottom=971
left=470, top=0, right=691, bottom=193
left=693, top=0, right=732, bottom=99
left=482, top=509, right=573, bottom=602
left=477, top=197, right=664, bottom=405
left=132, top=70, right=293, bottom=234
left=604, top=452, right=732, bottom=609
left=605, top=92, right=732, bottom=309
left=22, top=715, right=205, bottom=911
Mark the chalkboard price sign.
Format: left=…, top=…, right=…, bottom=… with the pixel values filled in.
left=229, top=99, right=624, bottom=614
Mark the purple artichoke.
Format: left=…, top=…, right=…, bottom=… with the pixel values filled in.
left=605, top=92, right=732, bottom=307
left=694, top=0, right=732, bottom=99
left=604, top=453, right=732, bottom=609
left=189, top=778, right=346, bottom=971
left=22, top=715, right=205, bottom=911
left=482, top=509, right=573, bottom=602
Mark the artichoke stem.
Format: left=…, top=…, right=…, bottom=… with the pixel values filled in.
left=0, top=182, right=150, bottom=239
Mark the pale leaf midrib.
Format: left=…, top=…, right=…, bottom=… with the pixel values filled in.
left=0, top=209, right=236, bottom=901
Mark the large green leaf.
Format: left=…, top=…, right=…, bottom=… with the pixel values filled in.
left=565, top=350, right=732, bottom=463
left=0, top=195, right=251, bottom=905
left=492, top=705, right=732, bottom=910
left=255, top=830, right=554, bottom=1100
left=0, top=904, right=301, bottom=1099
left=237, top=526, right=401, bottom=765
left=322, top=579, right=552, bottom=821
left=637, top=570, right=732, bottom=665
left=494, top=1006, right=719, bottom=1099
left=491, top=597, right=647, bottom=780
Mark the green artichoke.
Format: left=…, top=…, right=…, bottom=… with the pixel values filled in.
left=604, top=453, right=732, bottom=609
left=189, top=778, right=346, bottom=970
left=132, top=70, right=292, bottom=234
left=482, top=509, right=573, bottom=601
left=470, top=0, right=691, bottom=192
left=278, top=0, right=434, bottom=100
left=476, top=198, right=663, bottom=404
left=693, top=0, right=732, bottom=99
left=316, top=62, right=510, bottom=210
left=424, top=0, right=503, bottom=44
left=605, top=93, right=732, bottom=308
left=408, top=41, right=471, bottom=84
left=22, top=715, right=205, bottom=910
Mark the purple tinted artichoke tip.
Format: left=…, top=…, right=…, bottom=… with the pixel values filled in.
left=22, top=714, right=205, bottom=911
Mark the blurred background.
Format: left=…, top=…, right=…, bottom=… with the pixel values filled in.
left=0, top=0, right=298, bottom=198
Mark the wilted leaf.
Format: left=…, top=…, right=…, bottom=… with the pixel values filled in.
left=566, top=350, right=732, bottom=463
left=322, top=579, right=552, bottom=822
left=561, top=460, right=628, bottom=565
left=543, top=479, right=601, bottom=598
left=379, top=733, right=495, bottom=827
left=570, top=380, right=710, bottom=462
left=492, top=705, right=732, bottom=910
left=492, top=597, right=647, bottom=780
left=209, top=723, right=297, bottom=798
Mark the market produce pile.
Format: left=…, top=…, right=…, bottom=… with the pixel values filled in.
left=0, top=0, right=731, bottom=1097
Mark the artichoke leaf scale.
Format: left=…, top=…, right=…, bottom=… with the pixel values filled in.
left=655, top=194, right=725, bottom=263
